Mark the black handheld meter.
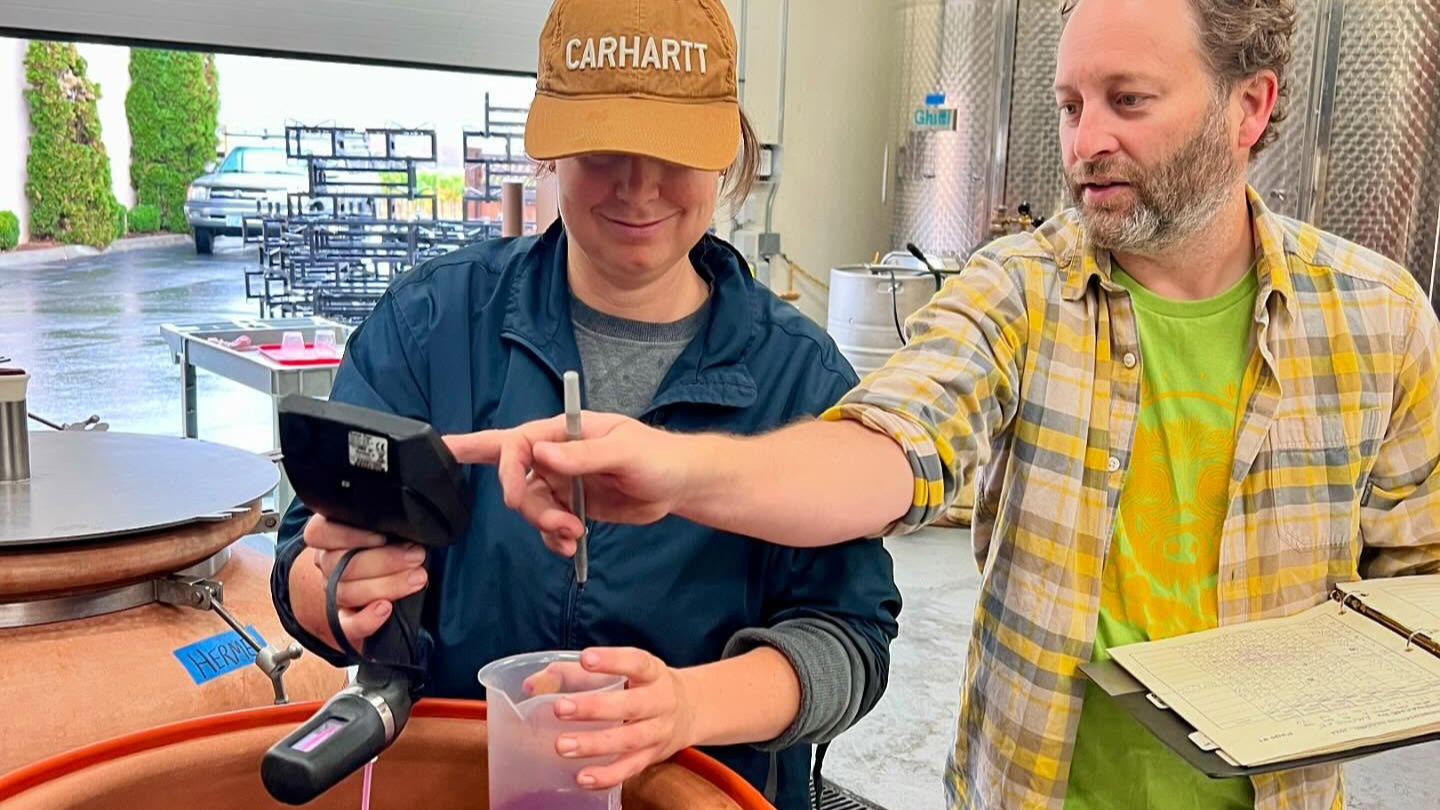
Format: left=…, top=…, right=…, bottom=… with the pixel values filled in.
left=261, top=395, right=472, bottom=805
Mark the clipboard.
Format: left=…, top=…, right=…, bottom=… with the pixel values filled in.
left=1078, top=659, right=1440, bottom=778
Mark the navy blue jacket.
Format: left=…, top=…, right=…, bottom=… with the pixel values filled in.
left=271, top=222, right=901, bottom=810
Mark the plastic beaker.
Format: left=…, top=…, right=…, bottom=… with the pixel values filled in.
left=477, top=651, right=625, bottom=810
left=280, top=331, right=305, bottom=355
left=314, top=329, right=338, bottom=356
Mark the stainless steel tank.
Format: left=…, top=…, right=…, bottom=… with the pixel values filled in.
left=890, top=0, right=1005, bottom=258
left=1314, top=0, right=1440, bottom=297
left=828, top=263, right=938, bottom=377
left=890, top=0, right=1440, bottom=308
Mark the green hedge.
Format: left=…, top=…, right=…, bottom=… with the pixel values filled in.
left=127, top=49, right=219, bottom=233
left=379, top=170, right=465, bottom=202
left=23, top=41, right=124, bottom=249
left=128, top=203, right=160, bottom=233
left=0, top=211, right=19, bottom=251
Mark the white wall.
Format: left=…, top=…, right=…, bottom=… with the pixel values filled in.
left=75, top=42, right=135, bottom=209
left=724, top=0, right=900, bottom=324
left=0, top=37, right=31, bottom=244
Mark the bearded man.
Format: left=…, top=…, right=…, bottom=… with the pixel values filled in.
left=445, top=0, right=1440, bottom=807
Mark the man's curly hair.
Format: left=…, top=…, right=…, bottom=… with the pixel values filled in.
left=1060, top=0, right=1297, bottom=155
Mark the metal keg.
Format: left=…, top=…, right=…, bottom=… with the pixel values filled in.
left=826, top=264, right=938, bottom=377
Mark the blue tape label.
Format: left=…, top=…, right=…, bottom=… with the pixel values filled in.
left=172, top=626, right=266, bottom=685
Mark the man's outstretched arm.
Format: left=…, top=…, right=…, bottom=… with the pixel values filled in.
left=446, top=412, right=912, bottom=548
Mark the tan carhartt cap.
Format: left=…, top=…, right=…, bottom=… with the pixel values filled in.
left=525, top=0, right=741, bottom=171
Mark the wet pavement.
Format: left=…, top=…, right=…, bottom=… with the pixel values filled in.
left=2, top=241, right=1436, bottom=808
left=0, top=236, right=274, bottom=452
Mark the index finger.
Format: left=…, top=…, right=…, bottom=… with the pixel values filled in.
left=522, top=661, right=589, bottom=696
left=442, top=430, right=508, bottom=465
left=303, top=514, right=386, bottom=551
left=444, top=416, right=572, bottom=465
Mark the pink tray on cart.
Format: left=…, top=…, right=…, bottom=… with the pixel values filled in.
left=257, top=344, right=342, bottom=367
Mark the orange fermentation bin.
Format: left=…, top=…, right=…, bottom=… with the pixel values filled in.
left=0, top=700, right=776, bottom=810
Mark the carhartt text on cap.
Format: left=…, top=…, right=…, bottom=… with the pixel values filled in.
left=566, top=36, right=712, bottom=74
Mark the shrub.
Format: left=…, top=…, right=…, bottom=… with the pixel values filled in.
left=128, top=203, right=160, bottom=234
left=381, top=170, right=465, bottom=202
left=127, top=49, right=219, bottom=233
left=23, top=41, right=123, bottom=249
left=0, top=211, right=19, bottom=251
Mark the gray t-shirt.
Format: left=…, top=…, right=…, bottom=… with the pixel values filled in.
left=569, top=290, right=867, bottom=768
left=571, top=294, right=709, bottom=417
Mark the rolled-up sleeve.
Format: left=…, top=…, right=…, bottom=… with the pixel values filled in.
left=822, top=251, right=1030, bottom=535
left=722, top=617, right=865, bottom=750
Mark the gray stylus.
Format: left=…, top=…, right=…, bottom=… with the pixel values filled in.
left=563, top=371, right=588, bottom=584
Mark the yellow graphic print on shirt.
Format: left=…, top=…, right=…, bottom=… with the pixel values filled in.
left=1106, top=412, right=1233, bottom=638
left=1065, top=266, right=1259, bottom=810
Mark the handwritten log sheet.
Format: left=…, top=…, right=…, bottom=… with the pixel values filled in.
left=1108, top=601, right=1440, bottom=767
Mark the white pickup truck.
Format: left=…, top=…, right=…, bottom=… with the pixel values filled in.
left=183, top=146, right=307, bottom=254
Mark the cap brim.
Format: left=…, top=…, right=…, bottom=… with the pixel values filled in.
left=525, top=93, right=740, bottom=172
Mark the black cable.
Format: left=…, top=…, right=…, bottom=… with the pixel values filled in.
left=906, top=241, right=944, bottom=291
left=812, top=741, right=830, bottom=810
left=325, top=549, right=366, bottom=661
left=324, top=548, right=425, bottom=679
left=887, top=268, right=907, bottom=346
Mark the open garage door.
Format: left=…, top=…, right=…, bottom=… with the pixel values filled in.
left=0, top=0, right=546, bottom=74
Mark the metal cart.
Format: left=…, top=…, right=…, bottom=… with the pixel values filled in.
left=160, top=317, right=354, bottom=518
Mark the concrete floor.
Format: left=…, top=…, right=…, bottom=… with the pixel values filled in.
left=824, top=529, right=1440, bottom=809
left=2, top=241, right=1436, bottom=809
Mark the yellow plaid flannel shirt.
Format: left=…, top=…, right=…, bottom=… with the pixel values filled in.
left=827, top=188, right=1440, bottom=810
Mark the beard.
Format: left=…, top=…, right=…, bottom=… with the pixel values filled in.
left=1065, top=100, right=1241, bottom=254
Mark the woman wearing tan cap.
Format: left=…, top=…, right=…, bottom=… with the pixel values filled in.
left=271, top=1, right=900, bottom=808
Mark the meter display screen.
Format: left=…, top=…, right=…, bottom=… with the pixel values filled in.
left=291, top=717, right=349, bottom=752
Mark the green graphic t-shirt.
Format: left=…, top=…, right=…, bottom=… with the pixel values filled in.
left=1064, top=266, right=1260, bottom=810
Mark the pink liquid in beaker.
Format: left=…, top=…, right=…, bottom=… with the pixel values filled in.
left=493, top=790, right=616, bottom=810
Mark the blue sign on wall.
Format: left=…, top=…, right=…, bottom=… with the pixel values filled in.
left=913, top=107, right=957, bottom=131
left=173, top=626, right=266, bottom=685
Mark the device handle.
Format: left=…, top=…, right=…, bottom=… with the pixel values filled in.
left=323, top=543, right=428, bottom=680
left=359, top=584, right=427, bottom=679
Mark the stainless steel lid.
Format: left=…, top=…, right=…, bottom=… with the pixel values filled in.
left=0, top=432, right=279, bottom=547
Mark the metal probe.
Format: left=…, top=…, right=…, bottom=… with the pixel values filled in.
left=563, top=371, right=589, bottom=584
